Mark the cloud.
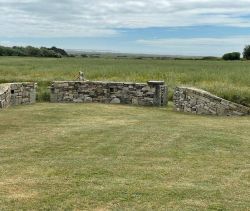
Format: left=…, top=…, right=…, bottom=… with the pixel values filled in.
left=137, top=36, right=250, bottom=56
left=1, top=0, right=250, bottom=37
left=0, top=40, right=12, bottom=46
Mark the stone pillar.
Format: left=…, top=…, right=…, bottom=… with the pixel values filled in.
left=147, top=81, right=168, bottom=106
left=0, top=84, right=11, bottom=109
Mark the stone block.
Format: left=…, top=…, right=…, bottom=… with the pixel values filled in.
left=84, top=97, right=93, bottom=103
left=110, top=98, right=121, bottom=104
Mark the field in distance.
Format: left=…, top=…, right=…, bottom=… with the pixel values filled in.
left=0, top=56, right=249, bottom=105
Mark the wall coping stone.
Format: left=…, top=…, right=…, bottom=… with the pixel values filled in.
left=147, top=81, right=165, bottom=85
left=52, top=80, right=147, bottom=85
left=51, top=81, right=166, bottom=87
left=178, top=86, right=223, bottom=100
left=178, top=86, right=249, bottom=109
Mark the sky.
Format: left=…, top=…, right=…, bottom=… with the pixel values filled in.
left=1, top=0, right=250, bottom=56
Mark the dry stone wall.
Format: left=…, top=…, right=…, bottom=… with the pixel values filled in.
left=50, top=80, right=167, bottom=107
left=2, top=79, right=249, bottom=117
left=174, top=87, right=250, bottom=116
left=10, top=83, right=37, bottom=106
left=0, top=82, right=37, bottom=109
left=0, top=84, right=11, bottom=108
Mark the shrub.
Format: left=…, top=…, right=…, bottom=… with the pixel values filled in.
left=25, top=46, right=42, bottom=57
left=40, top=47, right=61, bottom=58
left=0, top=45, right=68, bottom=58
left=222, top=52, right=241, bottom=60
left=243, top=45, right=250, bottom=60
left=202, top=56, right=220, bottom=60
left=47, top=46, right=68, bottom=57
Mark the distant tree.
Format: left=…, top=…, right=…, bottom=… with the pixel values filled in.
left=12, top=46, right=27, bottom=56
left=222, top=52, right=241, bottom=61
left=40, top=47, right=61, bottom=58
left=0, top=46, right=6, bottom=56
left=202, top=56, right=220, bottom=61
left=48, top=46, right=68, bottom=57
left=0, top=46, right=15, bottom=56
left=81, top=54, right=88, bottom=58
left=243, top=45, right=250, bottom=60
left=0, top=45, right=70, bottom=58
left=25, top=46, right=42, bottom=57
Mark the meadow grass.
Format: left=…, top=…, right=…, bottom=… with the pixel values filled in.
left=0, top=103, right=249, bottom=210
left=0, top=57, right=249, bottom=105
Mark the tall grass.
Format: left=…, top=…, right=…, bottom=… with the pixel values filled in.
left=0, top=57, right=249, bottom=105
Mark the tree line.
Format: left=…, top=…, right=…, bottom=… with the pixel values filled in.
left=0, top=46, right=69, bottom=58
left=222, top=45, right=250, bottom=61
left=1, top=45, right=250, bottom=60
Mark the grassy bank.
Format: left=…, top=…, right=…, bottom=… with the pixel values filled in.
left=0, top=103, right=249, bottom=210
left=0, top=57, right=249, bottom=105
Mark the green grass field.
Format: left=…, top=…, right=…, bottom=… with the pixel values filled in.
left=0, top=103, right=250, bottom=210
left=0, top=57, right=250, bottom=210
left=0, top=57, right=250, bottom=105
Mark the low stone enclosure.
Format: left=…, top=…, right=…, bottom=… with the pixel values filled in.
left=1, top=80, right=249, bottom=116
left=0, top=82, right=36, bottom=109
left=174, top=87, right=250, bottom=116
left=50, top=80, right=168, bottom=106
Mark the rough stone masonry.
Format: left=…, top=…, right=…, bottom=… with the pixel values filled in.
left=1, top=79, right=249, bottom=117
left=0, top=82, right=37, bottom=109
left=50, top=80, right=168, bottom=107
left=0, top=84, right=11, bottom=109
left=174, top=86, right=250, bottom=116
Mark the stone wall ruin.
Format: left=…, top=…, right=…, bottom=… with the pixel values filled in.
left=0, top=82, right=37, bottom=109
left=174, top=86, right=250, bottom=116
left=1, top=78, right=249, bottom=117
left=50, top=80, right=168, bottom=107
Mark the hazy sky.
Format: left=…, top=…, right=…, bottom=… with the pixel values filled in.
left=1, top=0, right=250, bottom=56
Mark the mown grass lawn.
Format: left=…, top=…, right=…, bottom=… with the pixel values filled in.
left=0, top=103, right=249, bottom=210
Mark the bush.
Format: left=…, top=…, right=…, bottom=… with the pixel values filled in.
left=0, top=46, right=15, bottom=56
left=25, top=46, right=42, bottom=57
left=37, top=90, right=51, bottom=102
left=243, top=45, right=250, bottom=60
left=202, top=56, right=220, bottom=61
left=47, top=46, right=68, bottom=57
left=12, top=46, right=28, bottom=56
left=0, top=45, right=68, bottom=58
left=40, top=47, right=61, bottom=58
left=222, top=52, right=241, bottom=61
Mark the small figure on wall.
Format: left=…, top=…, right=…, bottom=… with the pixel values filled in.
left=79, top=71, right=84, bottom=81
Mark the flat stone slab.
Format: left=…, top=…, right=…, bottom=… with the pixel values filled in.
left=147, top=81, right=165, bottom=86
